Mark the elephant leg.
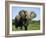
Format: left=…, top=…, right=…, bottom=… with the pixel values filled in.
left=24, top=26, right=27, bottom=30
left=15, top=25, right=18, bottom=29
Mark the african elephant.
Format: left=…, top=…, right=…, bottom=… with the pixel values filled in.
left=14, top=10, right=36, bottom=30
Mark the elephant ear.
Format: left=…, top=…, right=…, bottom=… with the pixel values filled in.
left=30, top=11, right=36, bottom=19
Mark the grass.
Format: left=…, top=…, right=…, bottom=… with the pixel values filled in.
left=12, top=21, right=40, bottom=31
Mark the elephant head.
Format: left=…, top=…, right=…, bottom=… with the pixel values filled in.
left=19, top=10, right=36, bottom=22
left=19, top=10, right=28, bottom=19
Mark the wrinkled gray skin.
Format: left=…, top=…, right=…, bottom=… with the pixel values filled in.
left=15, top=10, right=36, bottom=30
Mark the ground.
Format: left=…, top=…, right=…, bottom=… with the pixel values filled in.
left=12, top=21, right=40, bottom=31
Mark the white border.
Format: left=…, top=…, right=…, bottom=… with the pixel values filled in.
left=9, top=4, right=43, bottom=34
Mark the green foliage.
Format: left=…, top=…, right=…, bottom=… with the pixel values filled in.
left=12, top=19, right=15, bottom=25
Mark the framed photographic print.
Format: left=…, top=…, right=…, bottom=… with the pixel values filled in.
left=5, top=1, right=45, bottom=37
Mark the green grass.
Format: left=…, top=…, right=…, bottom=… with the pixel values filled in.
left=12, top=21, right=40, bottom=31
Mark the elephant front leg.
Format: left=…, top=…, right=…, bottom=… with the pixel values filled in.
left=15, top=25, right=18, bottom=30
left=24, top=26, right=27, bottom=30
